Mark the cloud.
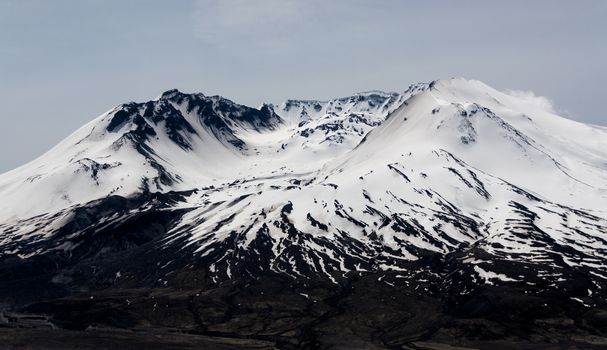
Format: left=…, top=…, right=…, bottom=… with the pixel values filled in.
left=505, top=89, right=556, bottom=113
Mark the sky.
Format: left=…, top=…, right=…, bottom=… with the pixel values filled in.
left=1, top=0, right=606, bottom=173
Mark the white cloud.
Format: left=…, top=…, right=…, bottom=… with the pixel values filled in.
left=505, top=89, right=556, bottom=113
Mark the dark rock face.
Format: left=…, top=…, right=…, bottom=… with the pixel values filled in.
left=106, top=90, right=283, bottom=156
left=106, top=109, right=132, bottom=132
left=183, top=94, right=282, bottom=149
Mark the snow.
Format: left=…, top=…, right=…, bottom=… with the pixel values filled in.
left=473, top=265, right=518, bottom=285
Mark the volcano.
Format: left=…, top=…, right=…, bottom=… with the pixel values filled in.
left=1, top=78, right=606, bottom=349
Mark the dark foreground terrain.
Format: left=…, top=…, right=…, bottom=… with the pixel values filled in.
left=2, top=271, right=607, bottom=349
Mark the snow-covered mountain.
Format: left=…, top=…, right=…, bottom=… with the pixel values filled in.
left=2, top=78, right=607, bottom=347
left=1, top=78, right=606, bottom=309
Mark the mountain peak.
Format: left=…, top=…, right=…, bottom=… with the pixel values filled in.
left=157, top=88, right=209, bottom=102
left=158, top=88, right=183, bottom=99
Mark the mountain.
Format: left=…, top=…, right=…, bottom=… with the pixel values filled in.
left=1, top=78, right=607, bottom=349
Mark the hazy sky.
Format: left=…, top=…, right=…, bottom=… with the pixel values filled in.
left=1, top=0, right=606, bottom=172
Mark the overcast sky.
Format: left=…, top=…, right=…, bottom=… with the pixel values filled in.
left=1, top=0, right=606, bottom=173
